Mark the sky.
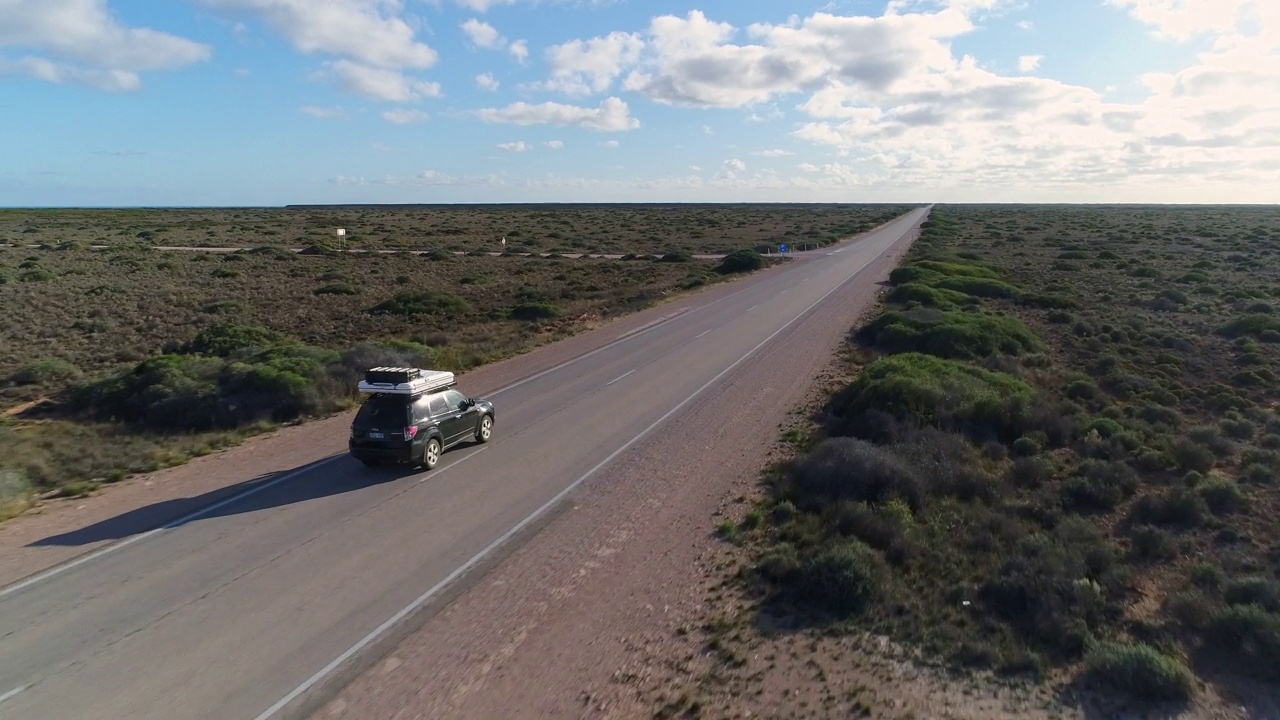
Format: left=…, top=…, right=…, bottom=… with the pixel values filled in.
left=0, top=0, right=1277, bottom=207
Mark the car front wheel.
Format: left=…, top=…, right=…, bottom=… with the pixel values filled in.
left=476, top=414, right=493, bottom=443
left=422, top=438, right=442, bottom=470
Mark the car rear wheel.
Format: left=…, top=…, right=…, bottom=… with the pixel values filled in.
left=476, top=414, right=493, bottom=443
left=422, top=438, right=442, bottom=470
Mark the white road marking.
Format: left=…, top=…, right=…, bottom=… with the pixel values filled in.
left=779, top=289, right=788, bottom=294
left=0, top=687, right=25, bottom=704
left=695, top=330, right=712, bottom=339
left=747, top=304, right=759, bottom=312
left=606, top=369, right=636, bottom=386
left=253, top=242, right=885, bottom=720
left=0, top=456, right=345, bottom=601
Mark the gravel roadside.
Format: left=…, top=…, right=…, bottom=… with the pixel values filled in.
left=310, top=232, right=918, bottom=719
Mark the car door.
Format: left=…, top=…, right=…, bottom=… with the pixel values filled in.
left=424, top=392, right=455, bottom=443
left=438, top=389, right=475, bottom=445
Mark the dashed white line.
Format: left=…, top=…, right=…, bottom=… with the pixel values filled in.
left=0, top=687, right=25, bottom=705
left=695, top=330, right=712, bottom=339
left=747, top=304, right=759, bottom=311
left=606, top=369, right=637, bottom=386
left=0, top=456, right=344, bottom=601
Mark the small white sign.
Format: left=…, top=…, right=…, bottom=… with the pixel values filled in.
left=336, top=228, right=346, bottom=237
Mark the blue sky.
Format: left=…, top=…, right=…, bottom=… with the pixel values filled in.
left=1, top=0, right=1276, bottom=206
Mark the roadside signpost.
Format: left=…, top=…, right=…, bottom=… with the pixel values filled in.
left=336, top=228, right=346, bottom=252
left=779, top=243, right=789, bottom=253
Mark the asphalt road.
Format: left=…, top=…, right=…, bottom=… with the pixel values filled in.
left=0, top=206, right=929, bottom=720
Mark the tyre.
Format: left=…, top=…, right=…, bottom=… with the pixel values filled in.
left=476, top=414, right=494, bottom=444
left=422, top=437, right=442, bottom=470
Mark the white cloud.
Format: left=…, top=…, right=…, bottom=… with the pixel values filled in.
left=460, top=18, right=527, bottom=63
left=325, top=59, right=441, bottom=102
left=334, top=169, right=506, bottom=187
left=203, top=0, right=436, bottom=68
left=755, top=149, right=795, bottom=157
left=461, top=19, right=503, bottom=48
left=474, top=96, right=641, bottom=131
left=602, top=140, right=620, bottom=148
left=545, top=140, right=565, bottom=149
left=517, top=5, right=1280, bottom=197
left=200, top=0, right=440, bottom=101
left=300, top=105, right=346, bottom=118
left=476, top=72, right=500, bottom=91
left=1017, top=20, right=1034, bottom=30
left=537, top=31, right=645, bottom=96
left=382, top=109, right=430, bottom=124
left=1107, top=0, right=1259, bottom=41
left=509, top=39, right=528, bottom=63
left=702, top=125, right=715, bottom=135
left=0, top=0, right=210, bottom=90
left=724, top=158, right=747, bottom=172
left=498, top=141, right=531, bottom=152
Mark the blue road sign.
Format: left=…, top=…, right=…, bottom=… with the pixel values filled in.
left=779, top=243, right=788, bottom=253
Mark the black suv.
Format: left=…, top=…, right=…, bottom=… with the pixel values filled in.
left=349, top=385, right=495, bottom=470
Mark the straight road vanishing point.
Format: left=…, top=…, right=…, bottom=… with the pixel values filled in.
left=0, top=208, right=930, bottom=720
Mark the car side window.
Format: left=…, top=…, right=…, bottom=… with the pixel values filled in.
left=442, top=390, right=468, bottom=410
left=427, top=394, right=450, bottom=418
left=411, top=397, right=433, bottom=423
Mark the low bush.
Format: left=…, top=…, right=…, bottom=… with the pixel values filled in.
left=793, top=540, right=887, bottom=617
left=1208, top=604, right=1280, bottom=677
left=9, top=358, right=81, bottom=385
left=857, top=308, right=1043, bottom=360
left=715, top=249, right=765, bottom=274
left=368, top=291, right=469, bottom=317
left=1083, top=641, right=1195, bottom=702
left=509, top=302, right=562, bottom=321
left=884, top=283, right=972, bottom=308
left=1219, top=314, right=1280, bottom=339
left=831, top=353, right=1036, bottom=443
left=788, top=437, right=924, bottom=511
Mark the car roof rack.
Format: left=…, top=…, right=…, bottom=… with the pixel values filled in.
left=358, top=367, right=456, bottom=396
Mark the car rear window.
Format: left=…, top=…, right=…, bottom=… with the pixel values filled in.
left=355, top=397, right=408, bottom=427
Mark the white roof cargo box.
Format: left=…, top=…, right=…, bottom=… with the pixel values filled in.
left=358, top=367, right=455, bottom=395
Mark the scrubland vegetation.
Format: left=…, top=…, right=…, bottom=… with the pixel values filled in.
left=0, top=204, right=904, bottom=515
left=731, top=204, right=1280, bottom=709
left=0, top=203, right=908, bottom=255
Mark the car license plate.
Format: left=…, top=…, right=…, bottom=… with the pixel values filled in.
left=368, top=431, right=384, bottom=440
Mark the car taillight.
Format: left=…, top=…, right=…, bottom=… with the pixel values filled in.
left=403, top=426, right=418, bottom=440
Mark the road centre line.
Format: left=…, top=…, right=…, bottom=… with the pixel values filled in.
left=0, top=456, right=345, bottom=602
left=695, top=330, right=712, bottom=339
left=0, top=686, right=24, bottom=705
left=253, top=233, right=896, bottom=720
left=606, top=370, right=636, bottom=386
left=418, top=447, right=489, bottom=484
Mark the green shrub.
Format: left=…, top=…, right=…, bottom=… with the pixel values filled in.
left=369, top=291, right=469, bottom=317
left=509, top=302, right=562, bottom=321
left=1199, top=477, right=1247, bottom=514
left=935, top=276, right=1021, bottom=299
left=186, top=324, right=283, bottom=357
left=794, top=541, right=887, bottom=617
left=658, top=250, right=692, bottom=263
left=1083, top=641, right=1194, bottom=702
left=1172, top=440, right=1216, bottom=473
left=789, top=437, right=924, bottom=511
left=1219, top=314, right=1280, bottom=339
left=715, top=249, right=765, bottom=274
left=10, top=358, right=81, bottom=385
left=19, top=268, right=54, bottom=282
left=315, top=282, right=359, bottom=296
left=1060, top=460, right=1139, bottom=513
left=1128, top=487, right=1208, bottom=529
left=858, top=308, right=1043, bottom=360
left=1209, top=604, right=1280, bottom=677
left=758, top=543, right=801, bottom=584
left=833, top=353, right=1035, bottom=443
left=1224, top=576, right=1280, bottom=612
left=885, top=283, right=972, bottom=308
